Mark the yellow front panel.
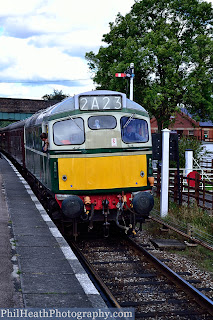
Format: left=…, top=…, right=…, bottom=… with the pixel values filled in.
left=58, top=154, right=147, bottom=191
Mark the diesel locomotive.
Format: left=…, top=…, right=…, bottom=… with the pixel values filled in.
left=0, top=90, right=154, bottom=237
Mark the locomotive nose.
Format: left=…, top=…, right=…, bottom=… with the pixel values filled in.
left=61, top=195, right=84, bottom=220
left=132, top=191, right=154, bottom=216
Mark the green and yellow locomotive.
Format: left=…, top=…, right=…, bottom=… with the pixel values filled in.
left=0, top=90, right=154, bottom=237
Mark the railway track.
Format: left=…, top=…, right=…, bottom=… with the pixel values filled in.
left=4, top=154, right=213, bottom=318
left=150, top=209, right=213, bottom=251
left=70, top=233, right=213, bottom=319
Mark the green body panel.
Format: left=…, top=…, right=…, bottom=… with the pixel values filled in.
left=147, top=154, right=153, bottom=177
left=25, top=149, right=51, bottom=191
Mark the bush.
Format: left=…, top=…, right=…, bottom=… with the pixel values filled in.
left=171, top=135, right=208, bottom=168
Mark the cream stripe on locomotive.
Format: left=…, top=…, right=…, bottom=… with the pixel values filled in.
left=49, top=150, right=152, bottom=158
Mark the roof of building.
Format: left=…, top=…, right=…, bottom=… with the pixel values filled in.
left=199, top=121, right=213, bottom=127
left=181, top=108, right=213, bottom=127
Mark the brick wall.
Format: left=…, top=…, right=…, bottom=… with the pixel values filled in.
left=151, top=111, right=213, bottom=141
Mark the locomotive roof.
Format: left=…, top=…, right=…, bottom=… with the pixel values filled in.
left=25, top=90, right=149, bottom=127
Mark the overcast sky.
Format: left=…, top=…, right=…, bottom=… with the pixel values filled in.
left=0, top=0, right=135, bottom=100
left=1, top=0, right=212, bottom=101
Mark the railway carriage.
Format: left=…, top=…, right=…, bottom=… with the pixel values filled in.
left=0, top=120, right=25, bottom=165
left=0, top=90, right=154, bottom=237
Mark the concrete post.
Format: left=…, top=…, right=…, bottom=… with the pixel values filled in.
left=160, top=129, right=170, bottom=218
left=185, top=149, right=193, bottom=176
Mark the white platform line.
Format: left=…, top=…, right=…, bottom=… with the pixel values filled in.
left=4, top=155, right=102, bottom=302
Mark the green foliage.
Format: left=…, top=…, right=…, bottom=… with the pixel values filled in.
left=169, top=203, right=213, bottom=272
left=42, top=89, right=69, bottom=101
left=86, top=0, right=213, bottom=131
left=171, top=245, right=213, bottom=272
left=153, top=197, right=213, bottom=237
left=177, top=135, right=207, bottom=167
left=150, top=199, right=213, bottom=272
left=0, top=121, right=12, bottom=128
left=171, top=202, right=213, bottom=234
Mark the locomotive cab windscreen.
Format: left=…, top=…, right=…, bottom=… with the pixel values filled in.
left=53, top=118, right=85, bottom=146
left=121, top=117, right=149, bottom=143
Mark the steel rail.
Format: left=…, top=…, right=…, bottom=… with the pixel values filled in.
left=70, top=240, right=121, bottom=309
left=150, top=210, right=213, bottom=251
left=127, top=235, right=213, bottom=317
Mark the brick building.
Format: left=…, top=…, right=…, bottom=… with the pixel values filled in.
left=0, top=97, right=57, bottom=121
left=151, top=110, right=213, bottom=142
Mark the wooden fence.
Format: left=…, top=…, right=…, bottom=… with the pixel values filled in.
left=154, top=169, right=213, bottom=212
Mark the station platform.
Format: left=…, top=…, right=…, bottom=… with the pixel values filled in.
left=0, top=155, right=107, bottom=308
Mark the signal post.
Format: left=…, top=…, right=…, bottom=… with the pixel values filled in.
left=115, top=63, right=135, bottom=100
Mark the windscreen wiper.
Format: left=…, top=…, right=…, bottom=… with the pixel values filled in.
left=123, top=113, right=135, bottom=128
left=68, top=116, right=83, bottom=131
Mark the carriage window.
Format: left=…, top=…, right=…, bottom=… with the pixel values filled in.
left=121, top=117, right=149, bottom=143
left=53, top=118, right=84, bottom=145
left=88, top=116, right=117, bottom=130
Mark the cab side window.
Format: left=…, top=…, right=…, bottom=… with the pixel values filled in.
left=53, top=118, right=85, bottom=145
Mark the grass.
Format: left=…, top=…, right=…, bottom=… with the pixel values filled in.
left=146, top=197, right=213, bottom=273
left=175, top=246, right=213, bottom=273
left=153, top=197, right=213, bottom=236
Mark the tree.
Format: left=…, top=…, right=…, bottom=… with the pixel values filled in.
left=86, top=0, right=213, bottom=131
left=0, top=121, right=11, bottom=128
left=42, top=89, right=69, bottom=101
left=177, top=135, right=208, bottom=167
